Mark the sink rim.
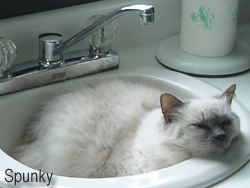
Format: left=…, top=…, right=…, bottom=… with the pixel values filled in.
left=1, top=65, right=250, bottom=188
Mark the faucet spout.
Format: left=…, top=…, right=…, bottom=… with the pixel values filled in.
left=121, top=4, right=155, bottom=25
left=53, top=4, right=154, bottom=55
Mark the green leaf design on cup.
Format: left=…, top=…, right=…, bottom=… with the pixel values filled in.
left=232, top=8, right=238, bottom=23
left=190, top=6, right=215, bottom=30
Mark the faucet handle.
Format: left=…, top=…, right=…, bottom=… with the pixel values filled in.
left=0, top=37, right=17, bottom=78
left=86, top=15, right=118, bottom=56
left=39, top=33, right=63, bottom=68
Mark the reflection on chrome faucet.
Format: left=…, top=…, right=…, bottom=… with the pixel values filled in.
left=0, top=4, right=154, bottom=95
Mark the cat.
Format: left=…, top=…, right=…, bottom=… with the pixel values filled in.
left=11, top=79, right=240, bottom=178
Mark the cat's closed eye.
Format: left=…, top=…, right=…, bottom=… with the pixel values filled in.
left=191, top=123, right=209, bottom=130
left=222, top=118, right=232, bottom=126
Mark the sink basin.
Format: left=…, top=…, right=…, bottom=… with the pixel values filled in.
left=1, top=65, right=250, bottom=188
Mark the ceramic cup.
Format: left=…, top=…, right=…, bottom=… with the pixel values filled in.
left=180, top=0, right=239, bottom=57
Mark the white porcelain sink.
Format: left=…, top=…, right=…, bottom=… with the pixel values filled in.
left=1, top=65, right=250, bottom=188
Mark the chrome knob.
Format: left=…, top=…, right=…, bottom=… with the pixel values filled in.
left=39, top=33, right=63, bottom=68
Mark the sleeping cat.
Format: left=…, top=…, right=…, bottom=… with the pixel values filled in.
left=11, top=80, right=240, bottom=178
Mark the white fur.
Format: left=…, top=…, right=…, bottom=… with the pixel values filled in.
left=11, top=80, right=240, bottom=178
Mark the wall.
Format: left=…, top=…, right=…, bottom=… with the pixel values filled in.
left=238, top=0, right=250, bottom=24
left=0, top=0, right=100, bottom=19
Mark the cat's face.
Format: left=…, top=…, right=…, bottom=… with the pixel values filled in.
left=160, top=84, right=240, bottom=156
left=174, top=98, right=240, bottom=156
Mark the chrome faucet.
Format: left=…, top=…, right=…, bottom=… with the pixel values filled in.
left=0, top=4, right=154, bottom=95
left=39, top=4, right=154, bottom=68
left=56, top=4, right=154, bottom=52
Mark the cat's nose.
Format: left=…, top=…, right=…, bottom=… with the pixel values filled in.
left=215, top=134, right=226, bottom=141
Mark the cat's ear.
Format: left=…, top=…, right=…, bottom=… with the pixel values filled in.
left=221, top=84, right=236, bottom=106
left=160, top=93, right=184, bottom=123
